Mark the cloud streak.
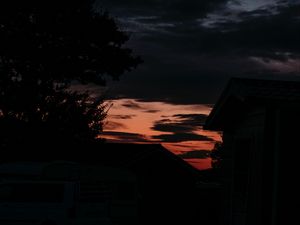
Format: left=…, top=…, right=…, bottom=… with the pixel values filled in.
left=152, top=133, right=213, bottom=142
left=151, top=113, right=213, bottom=143
left=110, top=114, right=136, bottom=119
left=152, top=113, right=207, bottom=133
left=102, top=131, right=153, bottom=143
left=178, top=150, right=211, bottom=159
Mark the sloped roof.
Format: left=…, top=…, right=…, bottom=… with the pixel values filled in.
left=204, top=77, right=300, bottom=130
left=0, top=143, right=199, bottom=179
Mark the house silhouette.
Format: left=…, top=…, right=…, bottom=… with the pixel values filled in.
left=204, top=78, right=300, bottom=225
left=0, top=142, right=219, bottom=225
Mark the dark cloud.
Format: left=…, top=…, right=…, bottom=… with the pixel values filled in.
left=99, top=0, right=228, bottom=19
left=151, top=113, right=212, bottom=143
left=110, top=114, right=136, bottom=119
left=205, top=104, right=214, bottom=108
left=131, top=3, right=300, bottom=59
left=99, top=0, right=300, bottom=106
left=153, top=122, right=193, bottom=133
left=95, top=1, right=299, bottom=155
left=195, top=3, right=300, bottom=58
left=174, top=114, right=208, bottom=126
left=152, top=132, right=213, bottom=142
left=104, top=121, right=127, bottom=130
left=152, top=114, right=208, bottom=133
left=143, top=109, right=160, bottom=113
left=178, top=150, right=211, bottom=159
left=121, top=100, right=143, bottom=109
left=102, top=131, right=153, bottom=143
left=108, top=69, right=233, bottom=104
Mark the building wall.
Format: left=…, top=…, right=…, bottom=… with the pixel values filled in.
left=224, top=104, right=300, bottom=225
left=274, top=106, right=300, bottom=225
left=221, top=107, right=266, bottom=225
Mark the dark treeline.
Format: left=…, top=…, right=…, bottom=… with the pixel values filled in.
left=0, top=0, right=142, bottom=148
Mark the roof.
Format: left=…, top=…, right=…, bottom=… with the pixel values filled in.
left=0, top=143, right=200, bottom=180
left=204, top=77, right=300, bottom=131
left=0, top=161, right=138, bottom=182
left=0, top=162, right=49, bottom=176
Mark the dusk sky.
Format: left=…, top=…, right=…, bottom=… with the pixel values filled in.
left=87, top=0, right=300, bottom=170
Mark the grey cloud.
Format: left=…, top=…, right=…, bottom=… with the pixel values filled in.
left=165, top=3, right=300, bottom=58
left=119, top=1, right=300, bottom=59
left=107, top=53, right=289, bottom=104
left=100, top=0, right=300, bottom=106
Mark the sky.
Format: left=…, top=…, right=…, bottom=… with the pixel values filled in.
left=90, top=0, right=300, bottom=170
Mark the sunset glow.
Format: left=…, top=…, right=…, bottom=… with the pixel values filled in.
left=102, top=98, right=222, bottom=170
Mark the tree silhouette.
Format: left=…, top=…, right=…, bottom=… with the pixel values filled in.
left=0, top=0, right=141, bottom=147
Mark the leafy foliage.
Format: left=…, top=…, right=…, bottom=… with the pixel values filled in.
left=0, top=0, right=141, bottom=146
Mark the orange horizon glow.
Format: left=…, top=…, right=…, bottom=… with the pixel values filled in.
left=101, top=98, right=222, bottom=170
left=185, top=158, right=212, bottom=170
